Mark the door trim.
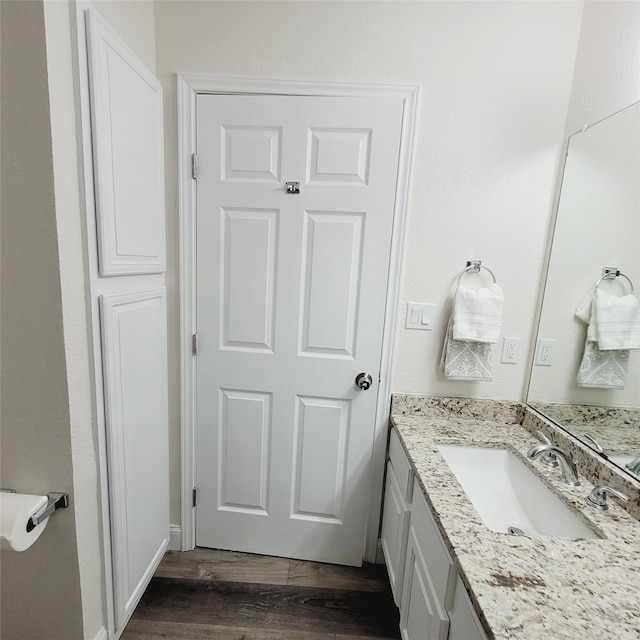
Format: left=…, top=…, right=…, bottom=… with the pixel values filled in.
left=178, top=74, right=418, bottom=561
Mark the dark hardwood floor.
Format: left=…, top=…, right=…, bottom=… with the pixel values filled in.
left=121, top=548, right=401, bottom=639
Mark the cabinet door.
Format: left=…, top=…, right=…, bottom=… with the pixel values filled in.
left=448, top=575, right=488, bottom=640
left=381, top=461, right=410, bottom=605
left=400, top=526, right=449, bottom=640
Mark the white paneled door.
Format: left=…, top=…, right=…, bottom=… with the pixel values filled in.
left=195, top=95, right=403, bottom=565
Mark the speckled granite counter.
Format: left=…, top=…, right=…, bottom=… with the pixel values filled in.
left=390, top=396, right=640, bottom=640
left=529, top=402, right=640, bottom=457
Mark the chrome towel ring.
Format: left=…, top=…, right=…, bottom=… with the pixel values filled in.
left=456, top=260, right=497, bottom=286
left=595, top=267, right=635, bottom=294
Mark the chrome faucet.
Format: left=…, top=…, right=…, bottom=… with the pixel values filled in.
left=625, top=456, right=640, bottom=474
left=527, top=444, right=580, bottom=486
left=586, top=485, right=629, bottom=511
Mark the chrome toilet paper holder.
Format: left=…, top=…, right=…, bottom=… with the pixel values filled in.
left=1, top=489, right=69, bottom=532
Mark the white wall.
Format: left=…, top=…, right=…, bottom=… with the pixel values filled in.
left=155, top=0, right=583, bottom=524
left=0, top=2, right=85, bottom=637
left=91, top=0, right=156, bottom=72
left=529, top=0, right=640, bottom=407
left=565, top=0, right=640, bottom=134
left=1, top=1, right=159, bottom=637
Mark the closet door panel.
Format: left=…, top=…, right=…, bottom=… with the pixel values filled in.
left=87, top=11, right=165, bottom=275
left=100, top=288, right=170, bottom=624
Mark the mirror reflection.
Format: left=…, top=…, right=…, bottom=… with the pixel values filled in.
left=528, top=101, right=640, bottom=479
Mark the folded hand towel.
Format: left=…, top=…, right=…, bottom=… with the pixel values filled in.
left=441, top=316, right=493, bottom=381
left=452, top=283, right=504, bottom=343
left=594, top=289, right=640, bottom=350
left=577, top=339, right=629, bottom=389
left=575, top=288, right=598, bottom=342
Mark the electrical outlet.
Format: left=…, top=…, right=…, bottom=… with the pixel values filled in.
left=535, top=339, right=556, bottom=366
left=501, top=337, right=521, bottom=364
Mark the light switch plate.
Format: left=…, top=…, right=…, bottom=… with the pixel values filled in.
left=406, top=303, right=436, bottom=330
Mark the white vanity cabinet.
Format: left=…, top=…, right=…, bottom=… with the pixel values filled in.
left=381, top=429, right=413, bottom=604
left=381, top=429, right=488, bottom=640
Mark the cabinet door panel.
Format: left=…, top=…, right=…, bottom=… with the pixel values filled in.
left=448, top=575, right=488, bottom=640
left=381, top=461, right=410, bottom=605
left=87, top=10, right=166, bottom=275
left=388, top=429, right=413, bottom=502
left=410, top=479, right=456, bottom=606
left=400, top=527, right=449, bottom=640
left=100, top=288, right=170, bottom=626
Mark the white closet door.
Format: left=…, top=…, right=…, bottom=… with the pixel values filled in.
left=100, top=289, right=170, bottom=625
left=87, top=10, right=165, bottom=276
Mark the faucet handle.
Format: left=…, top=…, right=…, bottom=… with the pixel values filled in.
left=625, top=456, right=640, bottom=474
left=581, top=433, right=605, bottom=454
left=586, top=485, right=629, bottom=511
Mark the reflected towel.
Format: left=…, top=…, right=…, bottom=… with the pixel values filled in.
left=594, top=289, right=640, bottom=350
left=441, top=316, right=493, bottom=381
left=576, top=288, right=640, bottom=349
left=452, top=283, right=503, bottom=344
left=577, top=339, right=629, bottom=389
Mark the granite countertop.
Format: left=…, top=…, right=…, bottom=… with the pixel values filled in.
left=390, top=396, right=640, bottom=640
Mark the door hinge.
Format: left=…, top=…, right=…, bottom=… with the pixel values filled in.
left=191, top=153, right=198, bottom=180
left=192, top=487, right=197, bottom=508
left=191, top=334, right=198, bottom=356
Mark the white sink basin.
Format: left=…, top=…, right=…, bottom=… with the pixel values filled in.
left=437, top=445, right=601, bottom=539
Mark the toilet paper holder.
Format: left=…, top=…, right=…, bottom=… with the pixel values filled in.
left=1, top=489, right=69, bottom=532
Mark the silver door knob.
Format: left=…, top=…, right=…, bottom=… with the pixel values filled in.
left=355, top=372, right=373, bottom=391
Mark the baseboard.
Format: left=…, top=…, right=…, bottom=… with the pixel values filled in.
left=92, top=627, right=108, bottom=640
left=168, top=524, right=182, bottom=551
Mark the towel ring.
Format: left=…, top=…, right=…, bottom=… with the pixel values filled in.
left=595, top=269, right=635, bottom=294
left=456, top=260, right=497, bottom=286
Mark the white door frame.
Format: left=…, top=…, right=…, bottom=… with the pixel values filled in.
left=178, top=74, right=418, bottom=562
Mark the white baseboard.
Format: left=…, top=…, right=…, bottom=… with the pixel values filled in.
left=168, top=524, right=182, bottom=551
left=92, top=627, right=108, bottom=640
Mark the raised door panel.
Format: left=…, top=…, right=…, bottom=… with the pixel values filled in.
left=218, top=389, right=271, bottom=514
left=292, top=396, right=350, bottom=522
left=307, top=127, right=372, bottom=185
left=300, top=211, right=364, bottom=358
left=87, top=11, right=165, bottom=275
left=100, top=289, right=170, bottom=625
left=221, top=208, right=278, bottom=351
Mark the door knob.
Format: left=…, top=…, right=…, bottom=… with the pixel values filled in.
left=355, top=372, right=373, bottom=391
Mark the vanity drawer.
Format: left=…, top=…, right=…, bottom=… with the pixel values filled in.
left=389, top=429, right=414, bottom=503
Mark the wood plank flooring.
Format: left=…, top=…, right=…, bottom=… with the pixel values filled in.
left=121, top=549, right=401, bottom=640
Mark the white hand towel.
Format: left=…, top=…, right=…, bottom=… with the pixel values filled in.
left=452, top=283, right=504, bottom=344
left=594, top=289, right=640, bottom=350
left=575, top=288, right=598, bottom=342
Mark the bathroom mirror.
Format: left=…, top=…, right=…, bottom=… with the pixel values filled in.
left=527, top=101, right=640, bottom=479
